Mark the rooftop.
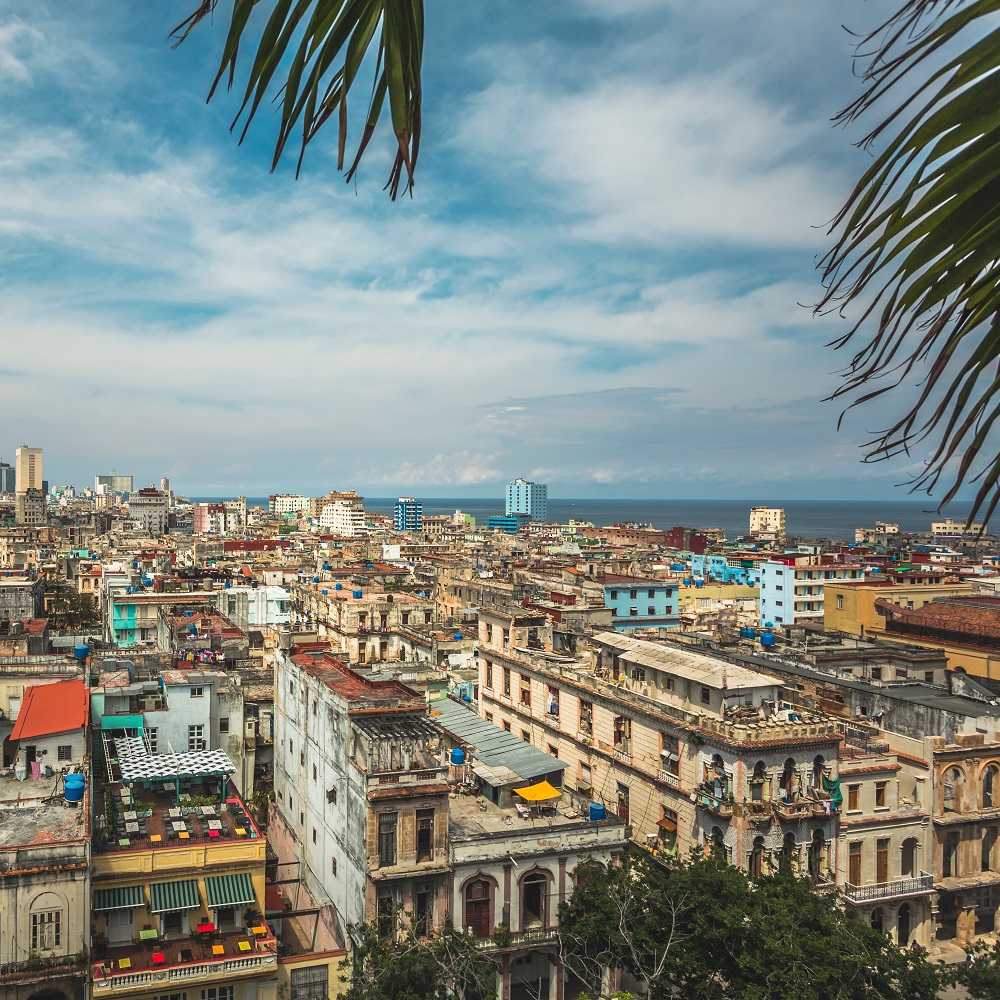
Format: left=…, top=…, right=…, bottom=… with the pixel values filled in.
left=10, top=678, right=88, bottom=741
left=291, top=648, right=423, bottom=707
left=0, top=772, right=89, bottom=848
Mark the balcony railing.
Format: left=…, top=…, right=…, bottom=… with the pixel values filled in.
left=844, top=872, right=934, bottom=902
left=696, top=786, right=734, bottom=819
left=0, top=953, right=86, bottom=982
left=93, top=951, right=277, bottom=994
left=658, top=769, right=680, bottom=789
left=772, top=800, right=823, bottom=822
left=473, top=927, right=558, bottom=952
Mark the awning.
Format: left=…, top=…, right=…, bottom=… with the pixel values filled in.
left=515, top=780, right=561, bottom=802
left=657, top=817, right=678, bottom=833
left=94, top=885, right=145, bottom=911
left=205, top=873, right=256, bottom=908
left=102, top=714, right=144, bottom=731
left=150, top=879, right=201, bottom=914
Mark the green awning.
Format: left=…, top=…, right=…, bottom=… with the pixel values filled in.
left=94, top=885, right=145, bottom=911
left=205, top=873, right=256, bottom=908
left=150, top=879, right=201, bottom=914
left=101, top=714, right=144, bottom=731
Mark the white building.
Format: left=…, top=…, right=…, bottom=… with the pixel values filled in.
left=749, top=506, right=785, bottom=543
left=319, top=500, right=367, bottom=537
left=220, top=585, right=292, bottom=628
left=759, top=556, right=864, bottom=626
left=269, top=494, right=311, bottom=517
left=128, top=487, right=169, bottom=536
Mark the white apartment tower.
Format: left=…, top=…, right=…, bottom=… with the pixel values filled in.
left=506, top=477, right=548, bottom=521
left=749, top=505, right=785, bottom=543
left=14, top=445, right=42, bottom=495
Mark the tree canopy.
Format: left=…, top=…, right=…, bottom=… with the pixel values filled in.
left=558, top=853, right=941, bottom=1000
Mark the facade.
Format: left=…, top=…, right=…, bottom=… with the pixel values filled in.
left=319, top=501, right=367, bottom=537
left=487, top=515, right=524, bottom=534
left=269, top=494, right=310, bottom=517
left=749, top=505, right=785, bottom=543
left=15, top=488, right=45, bottom=526
left=219, top=586, right=292, bottom=629
left=0, top=574, right=45, bottom=619
left=95, top=471, right=134, bottom=493
left=394, top=497, right=422, bottom=531
left=506, top=479, right=547, bottom=522
left=128, top=488, right=169, bottom=537
left=601, top=575, right=679, bottom=631
left=14, top=445, right=42, bottom=495
left=0, top=461, right=14, bottom=494
left=758, top=555, right=864, bottom=626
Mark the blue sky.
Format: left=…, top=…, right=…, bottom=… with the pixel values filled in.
left=0, top=0, right=949, bottom=500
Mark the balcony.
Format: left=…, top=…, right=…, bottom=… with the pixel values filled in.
left=0, top=953, right=86, bottom=985
left=844, top=872, right=934, bottom=902
left=744, top=801, right=773, bottom=825
left=657, top=769, right=680, bottom=790
left=772, top=800, right=819, bottom=822
left=473, top=927, right=559, bottom=952
left=366, top=766, right=448, bottom=792
left=696, top=786, right=734, bottom=819
left=93, top=930, right=277, bottom=995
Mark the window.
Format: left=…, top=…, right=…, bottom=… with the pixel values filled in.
left=290, top=966, right=328, bottom=1000
left=312, top=827, right=317, bottom=844
left=613, top=715, right=632, bottom=751
left=378, top=812, right=397, bottom=867
left=629, top=607, right=638, bottom=617
left=660, top=734, right=680, bottom=776
left=190, top=687, right=204, bottom=698
left=503, top=668, right=511, bottom=696
left=289, top=739, right=294, bottom=754
left=521, top=730, right=530, bottom=743
left=218, top=718, right=229, bottom=734
left=57, top=745, right=72, bottom=761
left=580, top=761, right=591, bottom=788
left=837, top=595, right=844, bottom=610
left=147, top=727, right=158, bottom=754
left=520, top=684, right=531, bottom=708
left=464, top=879, right=492, bottom=937
left=327, top=786, right=337, bottom=803
left=502, top=629, right=509, bottom=646
left=416, top=808, right=434, bottom=862
left=700, top=686, right=711, bottom=705
left=188, top=725, right=205, bottom=751
left=629, top=589, right=637, bottom=599
left=609, top=589, right=618, bottom=599
left=485, top=661, right=493, bottom=689
left=546, top=686, right=560, bottom=716
left=647, top=607, right=656, bottom=616
left=151, top=994, right=187, bottom=1000
left=313, top=764, right=318, bottom=780
left=548, top=743, right=559, bottom=757
left=485, top=712, right=493, bottom=723
left=401, top=611, right=410, bottom=625
left=31, top=909, right=61, bottom=950
left=289, top=680, right=295, bottom=695
left=579, top=699, right=593, bottom=736
left=648, top=589, right=656, bottom=598
left=849, top=842, right=862, bottom=885
left=331, top=857, right=338, bottom=876
left=502, top=720, right=511, bottom=732
left=925, top=671, right=935, bottom=684
left=201, top=989, right=234, bottom=1000
left=847, top=784, right=860, bottom=811
left=424, top=611, right=432, bottom=624
left=300, top=752, right=305, bottom=767
left=312, top=700, right=317, bottom=715
left=300, top=812, right=304, bottom=826
left=875, top=781, right=888, bottom=808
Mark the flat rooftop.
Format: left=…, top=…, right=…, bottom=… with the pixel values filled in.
left=447, top=786, right=615, bottom=839
left=0, top=773, right=89, bottom=848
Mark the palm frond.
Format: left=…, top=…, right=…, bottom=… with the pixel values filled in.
left=171, top=0, right=423, bottom=197
left=818, top=0, right=1000, bottom=522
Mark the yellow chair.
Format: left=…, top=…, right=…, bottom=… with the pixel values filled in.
left=238, top=940, right=252, bottom=953
left=118, top=958, right=131, bottom=970
left=212, top=944, right=224, bottom=956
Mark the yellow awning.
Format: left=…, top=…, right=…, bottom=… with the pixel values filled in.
left=515, top=780, right=561, bottom=802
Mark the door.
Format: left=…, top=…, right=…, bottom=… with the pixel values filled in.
left=849, top=843, right=862, bottom=886
left=7, top=696, right=19, bottom=721
left=876, top=839, right=889, bottom=884
left=107, top=909, right=134, bottom=945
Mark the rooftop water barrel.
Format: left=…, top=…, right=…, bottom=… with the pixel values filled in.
left=224, top=581, right=230, bottom=589
left=313, top=576, right=320, bottom=584
left=760, top=632, right=776, bottom=648
left=454, top=633, right=463, bottom=640
left=746, top=628, right=756, bottom=640
left=450, top=748, right=466, bottom=765
left=695, top=580, right=704, bottom=588
left=321, top=590, right=328, bottom=595
left=589, top=802, right=607, bottom=821
left=764, top=621, right=774, bottom=629
left=184, top=610, right=195, bottom=617
left=353, top=590, right=363, bottom=599
left=64, top=773, right=85, bottom=803
left=188, top=624, right=198, bottom=635
left=323, top=563, right=331, bottom=570
left=335, top=583, right=342, bottom=590
left=73, top=645, right=89, bottom=660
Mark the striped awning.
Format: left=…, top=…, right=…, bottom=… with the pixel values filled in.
left=150, top=879, right=201, bottom=914
left=205, top=873, right=256, bottom=908
left=94, top=885, right=145, bottom=911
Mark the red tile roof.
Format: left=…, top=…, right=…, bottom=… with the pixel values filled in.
left=10, top=679, right=88, bottom=741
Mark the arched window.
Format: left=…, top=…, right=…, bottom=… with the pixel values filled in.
left=944, top=831, right=960, bottom=878
left=708, top=826, right=728, bottom=862
left=463, top=879, right=492, bottom=938
left=901, top=837, right=918, bottom=878
left=897, top=902, right=912, bottom=946
left=983, top=826, right=998, bottom=873
left=750, top=761, right=767, bottom=803
left=779, top=758, right=797, bottom=802
left=871, top=907, right=885, bottom=935
left=942, top=766, right=964, bottom=813
left=984, top=765, right=999, bottom=809
left=780, top=832, right=797, bottom=874
left=812, top=755, right=825, bottom=790
left=807, top=829, right=826, bottom=882
left=28, top=892, right=65, bottom=954
left=749, top=836, right=766, bottom=879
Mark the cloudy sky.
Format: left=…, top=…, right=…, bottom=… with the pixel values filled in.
left=0, top=0, right=947, bottom=500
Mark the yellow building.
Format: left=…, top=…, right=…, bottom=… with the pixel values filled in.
left=823, top=575, right=971, bottom=639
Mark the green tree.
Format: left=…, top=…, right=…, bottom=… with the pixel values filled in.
left=946, top=939, right=1000, bottom=999
left=341, top=916, right=497, bottom=1000
left=819, top=0, right=1000, bottom=521
left=558, top=853, right=941, bottom=1000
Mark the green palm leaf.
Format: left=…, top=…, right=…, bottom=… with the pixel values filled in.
left=819, top=0, right=1000, bottom=523
left=171, top=0, right=423, bottom=197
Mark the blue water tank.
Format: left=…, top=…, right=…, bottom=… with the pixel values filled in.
left=184, top=610, right=195, bottom=617
left=760, top=632, right=776, bottom=648
left=73, top=645, right=89, bottom=660
left=313, top=576, right=320, bottom=584
left=589, top=803, right=607, bottom=821
left=64, top=774, right=85, bottom=803
left=188, top=624, right=198, bottom=636
left=462, top=694, right=472, bottom=703
left=353, top=590, right=363, bottom=599
left=132, top=561, right=138, bottom=569
left=321, top=590, right=328, bottom=595
left=323, top=563, right=331, bottom=570
left=746, top=628, right=756, bottom=640
left=450, top=748, right=466, bottom=765
left=224, top=581, right=231, bottom=589
left=684, top=578, right=693, bottom=586
left=335, top=583, right=342, bottom=591
left=764, top=621, right=774, bottom=629
left=453, top=633, right=462, bottom=640
left=695, top=580, right=704, bottom=588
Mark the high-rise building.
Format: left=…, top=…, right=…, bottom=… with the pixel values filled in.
left=395, top=497, right=422, bottom=531
left=0, top=462, right=14, bottom=493
left=749, top=505, right=785, bottom=543
left=128, top=486, right=169, bottom=536
left=95, top=470, right=134, bottom=493
left=14, top=445, right=41, bottom=495
left=506, top=477, right=547, bottom=521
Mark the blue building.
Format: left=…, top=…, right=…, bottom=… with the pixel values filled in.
left=487, top=514, right=524, bottom=534
left=601, top=575, right=679, bottom=631
left=505, top=478, right=547, bottom=521
left=394, top=497, right=422, bottom=531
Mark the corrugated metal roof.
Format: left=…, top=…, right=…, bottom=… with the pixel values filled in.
left=150, top=879, right=200, bottom=913
left=432, top=699, right=567, bottom=782
left=94, top=885, right=145, bottom=911
left=205, top=873, right=256, bottom=908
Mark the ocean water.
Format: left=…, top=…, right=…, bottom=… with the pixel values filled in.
left=195, top=496, right=989, bottom=543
